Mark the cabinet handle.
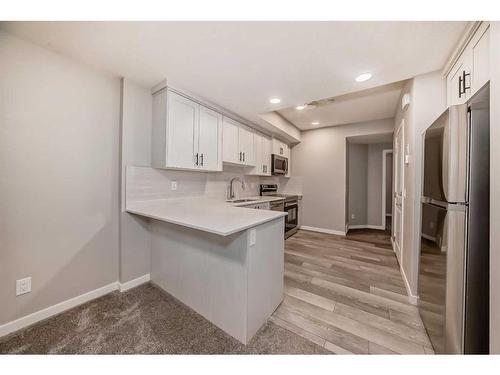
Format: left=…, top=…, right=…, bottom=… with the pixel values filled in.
left=200, top=153, right=204, bottom=166
left=459, top=70, right=471, bottom=98
left=280, top=147, right=283, bottom=155
left=239, top=152, right=242, bottom=162
left=243, top=152, right=245, bottom=162
left=194, top=153, right=199, bottom=165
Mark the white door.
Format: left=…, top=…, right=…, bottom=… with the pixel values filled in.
left=198, top=106, right=222, bottom=171
left=222, top=118, right=240, bottom=164
left=262, top=135, right=272, bottom=175
left=393, top=121, right=405, bottom=262
left=239, top=126, right=255, bottom=166
left=167, top=91, right=198, bottom=169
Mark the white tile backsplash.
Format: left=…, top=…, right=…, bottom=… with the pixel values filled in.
left=126, top=165, right=303, bottom=207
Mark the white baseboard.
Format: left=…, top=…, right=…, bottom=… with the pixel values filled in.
left=400, top=266, right=419, bottom=305
left=119, top=274, right=150, bottom=292
left=300, top=225, right=346, bottom=236
left=0, top=281, right=119, bottom=338
left=348, top=224, right=385, bottom=230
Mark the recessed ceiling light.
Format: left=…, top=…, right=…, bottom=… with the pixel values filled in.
left=296, top=105, right=305, bottom=110
left=311, top=121, right=320, bottom=125
left=269, top=98, right=281, bottom=104
left=355, top=73, right=372, bottom=82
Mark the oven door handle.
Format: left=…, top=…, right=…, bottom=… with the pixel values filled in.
left=284, top=203, right=298, bottom=210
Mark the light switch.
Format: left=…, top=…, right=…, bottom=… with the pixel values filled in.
left=171, top=181, right=177, bottom=190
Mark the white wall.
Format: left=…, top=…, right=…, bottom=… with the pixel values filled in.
left=292, top=118, right=394, bottom=233
left=489, top=21, right=500, bottom=354
left=0, top=31, right=120, bottom=324
left=393, top=71, right=447, bottom=297
left=119, top=78, right=152, bottom=283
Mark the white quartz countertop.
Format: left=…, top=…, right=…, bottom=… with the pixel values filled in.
left=126, top=197, right=288, bottom=236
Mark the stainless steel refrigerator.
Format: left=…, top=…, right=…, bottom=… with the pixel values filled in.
left=418, top=84, right=489, bottom=354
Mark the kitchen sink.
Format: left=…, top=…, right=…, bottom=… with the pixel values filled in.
left=228, top=198, right=257, bottom=203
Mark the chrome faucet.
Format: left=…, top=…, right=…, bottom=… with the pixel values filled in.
left=228, top=177, right=245, bottom=200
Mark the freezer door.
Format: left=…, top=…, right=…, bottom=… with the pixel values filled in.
left=423, top=105, right=468, bottom=203
left=418, top=203, right=466, bottom=354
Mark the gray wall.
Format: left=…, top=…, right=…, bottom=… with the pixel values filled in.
left=347, top=142, right=392, bottom=228
left=490, top=21, right=500, bottom=354
left=292, top=118, right=394, bottom=233
left=347, top=144, right=368, bottom=226
left=393, top=71, right=446, bottom=297
left=0, top=31, right=120, bottom=324
left=367, top=143, right=393, bottom=227
left=119, top=78, right=153, bottom=283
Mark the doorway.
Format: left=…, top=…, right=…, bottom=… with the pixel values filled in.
left=382, top=150, right=393, bottom=232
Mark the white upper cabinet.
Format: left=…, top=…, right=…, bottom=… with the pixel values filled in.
left=470, top=23, right=490, bottom=93
left=222, top=118, right=240, bottom=164
left=249, top=133, right=272, bottom=176
left=152, top=89, right=222, bottom=171
left=447, top=22, right=490, bottom=106
left=198, top=106, right=222, bottom=171
left=222, top=117, right=255, bottom=166
left=262, top=135, right=272, bottom=175
left=238, top=125, right=255, bottom=166
left=447, top=51, right=471, bottom=106
left=272, top=138, right=289, bottom=158
left=167, top=91, right=199, bottom=168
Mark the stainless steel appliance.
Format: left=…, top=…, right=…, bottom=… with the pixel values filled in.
left=271, top=154, right=288, bottom=175
left=418, top=84, right=489, bottom=354
left=260, top=184, right=298, bottom=238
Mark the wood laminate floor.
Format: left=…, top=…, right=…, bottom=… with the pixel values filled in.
left=271, top=229, right=434, bottom=354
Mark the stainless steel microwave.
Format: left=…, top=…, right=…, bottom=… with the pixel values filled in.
left=271, top=154, right=288, bottom=175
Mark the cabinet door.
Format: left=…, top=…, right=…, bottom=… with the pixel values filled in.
left=222, top=118, right=240, bottom=164
left=447, top=53, right=471, bottom=106
left=471, top=24, right=490, bottom=94
left=273, top=139, right=285, bottom=155
left=239, top=126, right=255, bottom=166
left=262, top=135, right=272, bottom=175
left=252, top=133, right=263, bottom=175
left=285, top=149, right=291, bottom=178
left=167, top=91, right=198, bottom=168
left=198, top=106, right=222, bottom=171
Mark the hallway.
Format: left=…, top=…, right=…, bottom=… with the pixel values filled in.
left=271, top=229, right=434, bottom=354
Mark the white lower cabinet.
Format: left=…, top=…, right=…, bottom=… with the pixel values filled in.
left=222, top=117, right=255, bottom=166
left=152, top=89, right=222, bottom=171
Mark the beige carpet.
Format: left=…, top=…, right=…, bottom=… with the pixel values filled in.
left=0, top=283, right=329, bottom=354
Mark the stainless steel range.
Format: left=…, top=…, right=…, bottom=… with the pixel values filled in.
left=260, top=184, right=298, bottom=239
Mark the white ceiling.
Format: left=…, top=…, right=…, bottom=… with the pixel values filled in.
left=277, top=81, right=405, bottom=130
left=0, top=21, right=468, bottom=132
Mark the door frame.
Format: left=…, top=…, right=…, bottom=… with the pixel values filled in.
left=381, top=149, right=393, bottom=231
left=393, top=119, right=405, bottom=263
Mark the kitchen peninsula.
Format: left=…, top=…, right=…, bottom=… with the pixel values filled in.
left=126, top=193, right=287, bottom=344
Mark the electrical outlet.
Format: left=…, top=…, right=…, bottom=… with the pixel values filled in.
left=249, top=229, right=256, bottom=246
left=171, top=181, right=177, bottom=191
left=16, top=277, right=31, bottom=296
left=351, top=214, right=356, bottom=219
